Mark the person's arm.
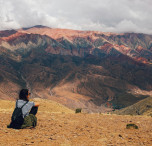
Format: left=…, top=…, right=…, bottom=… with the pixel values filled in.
left=34, top=102, right=40, bottom=107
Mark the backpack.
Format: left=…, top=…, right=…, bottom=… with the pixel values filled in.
left=10, top=100, right=28, bottom=129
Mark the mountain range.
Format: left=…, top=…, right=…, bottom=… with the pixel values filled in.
left=0, top=25, right=152, bottom=113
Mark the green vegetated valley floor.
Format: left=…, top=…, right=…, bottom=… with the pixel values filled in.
left=0, top=98, right=152, bottom=146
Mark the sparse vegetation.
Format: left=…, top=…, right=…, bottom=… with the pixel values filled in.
left=126, top=124, right=138, bottom=129
left=75, top=108, right=82, bottom=113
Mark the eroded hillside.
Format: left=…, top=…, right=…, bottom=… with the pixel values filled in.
left=0, top=26, right=152, bottom=112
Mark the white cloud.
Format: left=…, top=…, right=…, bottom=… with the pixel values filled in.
left=0, top=0, right=152, bottom=34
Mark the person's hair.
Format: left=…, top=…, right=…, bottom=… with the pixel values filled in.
left=19, top=89, right=29, bottom=101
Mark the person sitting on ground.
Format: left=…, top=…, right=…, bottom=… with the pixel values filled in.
left=7, top=89, right=40, bottom=129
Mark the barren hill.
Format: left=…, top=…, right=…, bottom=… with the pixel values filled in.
left=113, top=96, right=152, bottom=116
left=0, top=99, right=152, bottom=146
left=0, top=98, right=74, bottom=114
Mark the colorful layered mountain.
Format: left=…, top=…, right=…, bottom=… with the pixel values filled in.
left=0, top=26, right=152, bottom=112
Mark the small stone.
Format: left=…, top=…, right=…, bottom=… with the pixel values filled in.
left=49, top=137, right=55, bottom=140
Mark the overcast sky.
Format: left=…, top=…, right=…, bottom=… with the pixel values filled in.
left=0, top=0, right=152, bottom=34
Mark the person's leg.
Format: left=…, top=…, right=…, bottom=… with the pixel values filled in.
left=21, top=115, right=33, bottom=129
left=21, top=114, right=37, bottom=129
left=29, top=106, right=38, bottom=115
left=21, top=108, right=38, bottom=129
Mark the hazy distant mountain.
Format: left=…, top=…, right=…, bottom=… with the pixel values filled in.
left=0, top=26, right=152, bottom=112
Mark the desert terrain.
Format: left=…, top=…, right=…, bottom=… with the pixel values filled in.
left=0, top=98, right=152, bottom=146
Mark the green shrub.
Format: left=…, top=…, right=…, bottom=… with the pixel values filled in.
left=75, top=108, right=82, bottom=113
left=126, top=123, right=138, bottom=129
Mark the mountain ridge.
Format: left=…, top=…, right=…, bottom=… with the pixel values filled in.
left=0, top=26, right=152, bottom=113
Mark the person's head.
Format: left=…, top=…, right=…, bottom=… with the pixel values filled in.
left=19, top=89, right=31, bottom=101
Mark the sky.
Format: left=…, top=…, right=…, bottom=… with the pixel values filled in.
left=0, top=0, right=152, bottom=34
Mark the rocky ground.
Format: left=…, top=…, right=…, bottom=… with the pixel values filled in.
left=0, top=98, right=152, bottom=146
